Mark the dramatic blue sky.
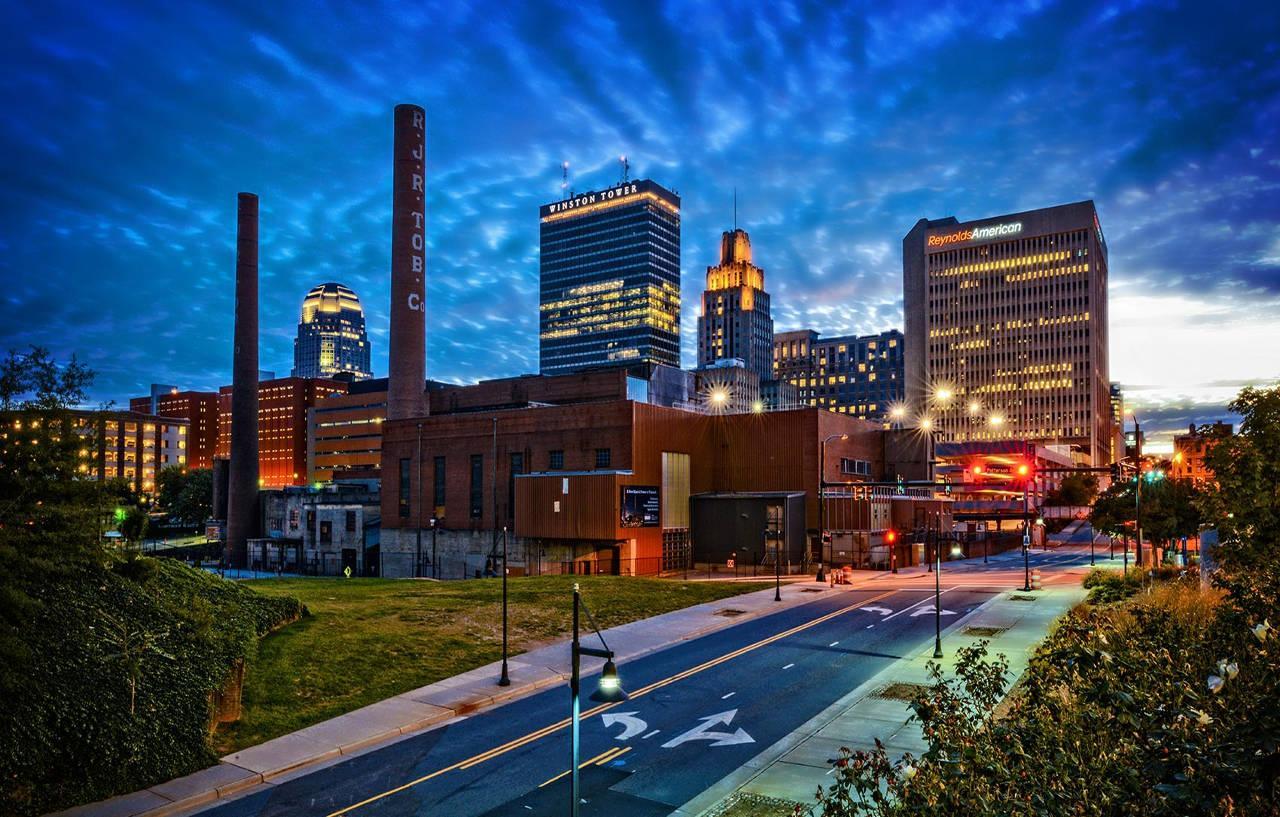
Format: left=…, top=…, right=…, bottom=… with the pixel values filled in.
left=3, top=0, right=1278, bottom=450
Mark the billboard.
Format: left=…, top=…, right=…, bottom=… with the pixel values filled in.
left=621, top=485, right=660, bottom=528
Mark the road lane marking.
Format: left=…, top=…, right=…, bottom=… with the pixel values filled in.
left=537, top=747, right=628, bottom=788
left=596, top=746, right=631, bottom=765
left=324, top=587, right=900, bottom=816
left=641, top=729, right=660, bottom=739
left=721, top=691, right=736, bottom=699
left=782, top=663, right=795, bottom=669
left=828, top=641, right=840, bottom=647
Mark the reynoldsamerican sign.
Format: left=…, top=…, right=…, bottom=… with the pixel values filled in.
left=927, top=221, right=1023, bottom=248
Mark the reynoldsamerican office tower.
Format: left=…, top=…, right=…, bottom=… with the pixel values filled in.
left=539, top=180, right=681, bottom=375
left=903, top=200, right=1114, bottom=465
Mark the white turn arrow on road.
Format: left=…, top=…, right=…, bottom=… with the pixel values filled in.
left=600, top=711, right=648, bottom=741
left=661, top=709, right=755, bottom=749
left=911, top=605, right=956, bottom=618
left=861, top=605, right=893, bottom=616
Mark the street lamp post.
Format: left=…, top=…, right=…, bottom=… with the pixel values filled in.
left=570, top=583, right=627, bottom=817
left=430, top=517, right=438, bottom=579
left=499, top=525, right=510, bottom=687
left=772, top=526, right=781, bottom=602
left=1134, top=414, right=1145, bottom=572
left=932, top=522, right=943, bottom=659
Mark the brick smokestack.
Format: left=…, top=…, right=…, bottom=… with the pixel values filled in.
left=226, top=192, right=260, bottom=569
left=387, top=104, right=428, bottom=421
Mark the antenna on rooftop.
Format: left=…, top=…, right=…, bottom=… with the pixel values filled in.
left=562, top=161, right=571, bottom=198
left=733, top=187, right=738, bottom=230
left=620, top=155, right=630, bottom=183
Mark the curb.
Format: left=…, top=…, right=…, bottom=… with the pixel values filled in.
left=668, top=570, right=1090, bottom=817
left=51, top=580, right=849, bottom=817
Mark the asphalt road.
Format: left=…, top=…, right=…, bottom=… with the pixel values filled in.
left=199, top=546, right=1094, bottom=817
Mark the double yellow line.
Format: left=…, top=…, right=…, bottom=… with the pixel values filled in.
left=538, top=746, right=633, bottom=789
left=325, top=588, right=897, bottom=816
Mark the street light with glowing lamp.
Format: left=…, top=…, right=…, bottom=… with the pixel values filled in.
left=568, top=583, right=628, bottom=817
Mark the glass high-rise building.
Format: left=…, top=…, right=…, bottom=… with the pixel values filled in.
left=902, top=200, right=1113, bottom=464
left=292, top=282, right=372, bottom=381
left=539, top=179, right=681, bottom=375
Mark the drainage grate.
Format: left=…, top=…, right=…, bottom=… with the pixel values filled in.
left=715, top=608, right=747, bottom=617
left=963, top=626, right=1007, bottom=637
left=877, top=682, right=931, bottom=701
left=1009, top=594, right=1038, bottom=602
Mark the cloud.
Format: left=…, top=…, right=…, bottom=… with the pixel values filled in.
left=1, top=0, right=1278, bottom=447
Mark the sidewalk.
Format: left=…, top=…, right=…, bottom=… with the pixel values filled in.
left=55, top=576, right=869, bottom=817
left=675, top=560, right=1092, bottom=816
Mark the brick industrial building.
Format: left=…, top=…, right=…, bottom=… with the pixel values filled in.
left=378, top=372, right=942, bottom=578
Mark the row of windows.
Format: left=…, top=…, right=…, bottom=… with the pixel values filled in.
left=398, top=449, right=613, bottom=521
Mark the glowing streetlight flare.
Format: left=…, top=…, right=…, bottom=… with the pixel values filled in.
left=989, top=415, right=1005, bottom=427
left=935, top=387, right=953, bottom=402
left=920, top=417, right=933, bottom=430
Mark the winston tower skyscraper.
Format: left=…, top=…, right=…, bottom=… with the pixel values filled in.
left=903, top=200, right=1113, bottom=464
left=696, top=227, right=774, bottom=380
left=538, top=179, right=681, bottom=375
left=292, top=282, right=372, bottom=380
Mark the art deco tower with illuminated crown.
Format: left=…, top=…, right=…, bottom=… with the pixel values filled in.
left=292, top=282, right=372, bottom=381
left=696, top=228, right=774, bottom=381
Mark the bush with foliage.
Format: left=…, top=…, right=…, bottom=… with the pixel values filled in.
left=813, top=381, right=1280, bottom=816
left=0, top=349, right=306, bottom=815
left=0, top=557, right=304, bottom=816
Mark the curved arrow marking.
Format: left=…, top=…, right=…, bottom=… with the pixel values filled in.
left=600, top=711, right=648, bottom=741
left=861, top=605, right=893, bottom=616
left=661, top=709, right=755, bottom=749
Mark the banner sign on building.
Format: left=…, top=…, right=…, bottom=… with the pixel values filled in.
left=621, top=485, right=660, bottom=527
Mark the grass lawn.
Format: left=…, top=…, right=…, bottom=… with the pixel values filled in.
left=215, top=575, right=771, bottom=754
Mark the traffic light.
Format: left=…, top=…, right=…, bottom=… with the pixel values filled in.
left=895, top=474, right=905, bottom=494
left=1109, top=462, right=1121, bottom=482
left=1017, top=463, right=1030, bottom=477
left=885, top=529, right=897, bottom=543
left=972, top=464, right=983, bottom=475
left=944, top=483, right=952, bottom=496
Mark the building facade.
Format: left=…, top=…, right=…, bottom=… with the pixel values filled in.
left=772, top=329, right=905, bottom=421
left=217, top=377, right=347, bottom=488
left=539, top=180, right=681, bottom=375
left=903, top=201, right=1113, bottom=464
left=292, top=283, right=373, bottom=381
left=76, top=410, right=189, bottom=495
left=129, top=386, right=219, bottom=470
left=697, top=228, right=774, bottom=380
left=379, top=397, right=941, bottom=579
left=308, top=377, right=388, bottom=484
left=693, top=358, right=761, bottom=414
left=1172, top=421, right=1232, bottom=485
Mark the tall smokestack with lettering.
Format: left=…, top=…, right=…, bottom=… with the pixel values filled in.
left=387, top=104, right=427, bottom=420
left=226, top=192, right=260, bottom=569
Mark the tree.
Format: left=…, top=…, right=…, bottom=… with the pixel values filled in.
left=0, top=346, right=100, bottom=694
left=156, top=466, right=213, bottom=527
left=119, top=506, right=150, bottom=546
left=1045, top=472, right=1098, bottom=506
left=1198, top=382, right=1280, bottom=622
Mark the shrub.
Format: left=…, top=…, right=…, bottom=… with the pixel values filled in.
left=0, top=558, right=303, bottom=816
left=812, top=580, right=1278, bottom=816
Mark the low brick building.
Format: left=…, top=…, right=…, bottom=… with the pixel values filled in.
left=380, top=398, right=941, bottom=578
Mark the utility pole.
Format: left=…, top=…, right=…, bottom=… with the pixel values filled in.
left=416, top=422, right=423, bottom=578
left=1134, top=415, right=1144, bottom=571
left=499, top=525, right=510, bottom=686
